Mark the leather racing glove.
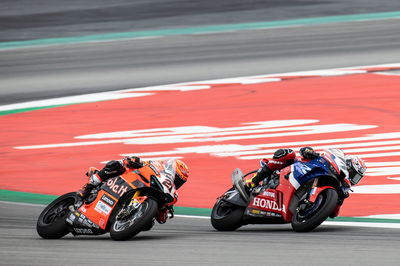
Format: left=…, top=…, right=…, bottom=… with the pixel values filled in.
left=299, top=147, right=320, bottom=159
left=97, top=160, right=126, bottom=181
left=123, top=156, right=143, bottom=169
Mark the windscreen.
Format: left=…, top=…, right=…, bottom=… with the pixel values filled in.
left=324, top=148, right=349, bottom=178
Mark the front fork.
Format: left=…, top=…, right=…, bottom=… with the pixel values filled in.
left=308, top=179, right=320, bottom=203
left=301, top=179, right=342, bottom=218
left=116, top=191, right=148, bottom=220
left=129, top=191, right=148, bottom=208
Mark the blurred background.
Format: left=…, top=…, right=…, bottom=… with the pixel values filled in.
left=2, top=0, right=400, bottom=41
left=1, top=0, right=400, bottom=104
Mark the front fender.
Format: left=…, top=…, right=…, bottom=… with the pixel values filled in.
left=309, top=186, right=335, bottom=203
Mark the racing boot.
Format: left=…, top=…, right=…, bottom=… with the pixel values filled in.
left=243, top=164, right=273, bottom=195
left=77, top=160, right=125, bottom=200
left=77, top=167, right=102, bottom=200
left=243, top=175, right=256, bottom=196
left=77, top=183, right=96, bottom=199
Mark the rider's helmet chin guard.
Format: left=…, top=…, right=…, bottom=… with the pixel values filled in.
left=346, top=155, right=367, bottom=185
left=174, top=160, right=189, bottom=189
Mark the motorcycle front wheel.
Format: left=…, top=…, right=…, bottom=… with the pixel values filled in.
left=291, top=188, right=338, bottom=232
left=36, top=192, right=77, bottom=239
left=110, top=198, right=158, bottom=241
left=211, top=199, right=245, bottom=231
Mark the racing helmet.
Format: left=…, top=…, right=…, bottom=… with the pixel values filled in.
left=345, top=155, right=367, bottom=185
left=174, top=160, right=189, bottom=189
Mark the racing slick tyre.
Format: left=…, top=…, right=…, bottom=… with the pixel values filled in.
left=211, top=199, right=245, bottom=231
left=291, top=188, right=338, bottom=232
left=37, top=192, right=77, bottom=239
left=110, top=198, right=158, bottom=241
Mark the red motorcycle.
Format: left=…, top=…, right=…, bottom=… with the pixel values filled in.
left=211, top=149, right=362, bottom=232
left=37, top=159, right=179, bottom=240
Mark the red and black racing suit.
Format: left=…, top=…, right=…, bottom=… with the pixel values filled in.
left=246, top=147, right=319, bottom=187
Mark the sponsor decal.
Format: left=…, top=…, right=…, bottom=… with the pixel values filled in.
left=162, top=178, right=173, bottom=192
left=80, top=206, right=87, bottom=213
left=266, top=212, right=282, bottom=217
left=247, top=208, right=283, bottom=218
left=99, top=218, right=106, bottom=228
left=69, top=212, right=99, bottom=230
left=262, top=190, right=276, bottom=199
left=252, top=197, right=286, bottom=213
left=269, top=160, right=284, bottom=165
left=130, top=198, right=142, bottom=208
left=160, top=170, right=175, bottom=192
left=101, top=194, right=115, bottom=207
left=74, top=228, right=93, bottom=234
left=81, top=217, right=99, bottom=229
left=95, top=200, right=112, bottom=215
left=66, top=213, right=76, bottom=225
left=106, top=178, right=129, bottom=196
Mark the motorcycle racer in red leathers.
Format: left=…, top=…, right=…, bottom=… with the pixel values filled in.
left=244, top=147, right=366, bottom=192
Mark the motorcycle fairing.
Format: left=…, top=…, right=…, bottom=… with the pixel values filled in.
left=139, top=161, right=178, bottom=199
left=66, top=207, right=103, bottom=235
left=288, top=156, right=338, bottom=190
left=76, top=190, right=121, bottom=230
left=246, top=188, right=286, bottom=218
left=75, top=175, right=139, bottom=230
left=70, top=162, right=173, bottom=232
left=221, top=189, right=248, bottom=207
left=102, top=176, right=134, bottom=199
left=101, top=166, right=157, bottom=200
left=75, top=170, right=152, bottom=230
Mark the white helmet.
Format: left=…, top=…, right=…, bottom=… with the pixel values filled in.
left=345, top=155, right=367, bottom=185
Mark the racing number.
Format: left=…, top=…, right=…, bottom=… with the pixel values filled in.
left=162, top=179, right=173, bottom=192
left=162, top=172, right=174, bottom=192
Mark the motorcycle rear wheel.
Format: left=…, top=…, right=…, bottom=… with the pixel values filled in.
left=211, top=199, right=244, bottom=231
left=36, top=192, right=77, bottom=239
left=291, top=188, right=338, bottom=232
left=110, top=198, right=158, bottom=241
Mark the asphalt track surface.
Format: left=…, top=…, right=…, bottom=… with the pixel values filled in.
left=1, top=20, right=400, bottom=105
left=1, top=1, right=400, bottom=265
left=1, top=201, right=400, bottom=266
left=2, top=0, right=400, bottom=42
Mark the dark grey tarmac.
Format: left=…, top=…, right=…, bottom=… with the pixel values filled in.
left=1, top=19, right=400, bottom=104
left=1, top=201, right=400, bottom=266
left=1, top=0, right=400, bottom=42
